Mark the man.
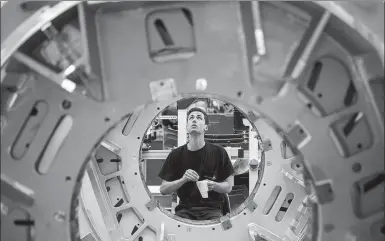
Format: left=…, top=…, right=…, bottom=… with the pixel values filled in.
left=158, top=106, right=235, bottom=220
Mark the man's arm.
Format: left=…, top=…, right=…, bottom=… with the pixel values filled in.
left=160, top=169, right=200, bottom=195
left=160, top=178, right=186, bottom=195
left=207, top=175, right=234, bottom=194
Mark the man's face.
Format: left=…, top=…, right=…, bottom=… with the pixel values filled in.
left=186, top=111, right=207, bottom=135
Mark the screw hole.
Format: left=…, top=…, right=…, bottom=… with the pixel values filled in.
left=263, top=183, right=266, bottom=186
left=65, top=176, right=71, bottom=181
left=255, top=96, right=263, bottom=104
left=29, top=107, right=38, bottom=116
left=296, top=164, right=300, bottom=168
left=244, top=212, right=246, bottom=215
left=137, top=137, right=140, bottom=140
left=212, top=228, right=215, bottom=230
left=352, top=163, right=362, bottom=173
left=317, top=93, right=323, bottom=98
left=104, top=117, right=110, bottom=123
left=237, top=91, right=243, bottom=98
left=25, top=143, right=30, bottom=148
left=178, top=225, right=181, bottom=227
left=135, top=172, right=137, bottom=175
left=160, top=82, right=164, bottom=86
left=157, top=107, right=160, bottom=110
left=324, top=224, right=335, bottom=233
left=306, top=103, right=312, bottom=109
left=357, top=143, right=362, bottom=149
left=299, top=129, right=304, bottom=134
left=62, top=100, right=71, bottom=110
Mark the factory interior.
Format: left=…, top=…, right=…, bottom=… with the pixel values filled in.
left=1, top=1, right=384, bottom=241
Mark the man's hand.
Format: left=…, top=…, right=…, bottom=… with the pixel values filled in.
left=207, top=180, right=217, bottom=191
left=206, top=176, right=234, bottom=193
left=182, top=169, right=199, bottom=182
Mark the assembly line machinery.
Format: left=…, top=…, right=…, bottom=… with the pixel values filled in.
left=1, top=1, right=384, bottom=241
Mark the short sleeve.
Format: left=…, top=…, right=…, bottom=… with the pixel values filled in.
left=216, top=147, right=235, bottom=182
left=158, top=150, right=178, bottom=182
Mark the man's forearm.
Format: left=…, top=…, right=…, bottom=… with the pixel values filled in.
left=213, top=181, right=233, bottom=193
left=160, top=178, right=186, bottom=195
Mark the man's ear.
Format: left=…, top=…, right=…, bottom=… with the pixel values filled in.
left=204, top=124, right=208, bottom=131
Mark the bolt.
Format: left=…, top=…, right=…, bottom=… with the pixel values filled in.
left=249, top=159, right=259, bottom=170
left=54, top=211, right=66, bottom=222
left=267, top=161, right=272, bottom=166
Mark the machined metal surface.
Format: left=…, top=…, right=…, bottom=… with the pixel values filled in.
left=1, top=1, right=384, bottom=241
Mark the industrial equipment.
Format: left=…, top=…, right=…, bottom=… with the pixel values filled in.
left=1, top=1, right=384, bottom=241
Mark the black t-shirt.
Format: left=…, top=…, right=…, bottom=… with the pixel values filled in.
left=158, top=142, right=234, bottom=211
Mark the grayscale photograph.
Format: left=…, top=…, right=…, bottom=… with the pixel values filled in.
left=1, top=1, right=384, bottom=241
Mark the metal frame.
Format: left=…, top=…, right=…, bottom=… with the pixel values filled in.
left=1, top=1, right=383, bottom=241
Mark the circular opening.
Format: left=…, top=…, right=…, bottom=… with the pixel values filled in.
left=104, top=117, right=110, bottom=123
left=62, top=100, right=71, bottom=110
left=137, top=97, right=266, bottom=223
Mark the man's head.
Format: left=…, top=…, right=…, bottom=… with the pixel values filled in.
left=186, top=107, right=209, bottom=135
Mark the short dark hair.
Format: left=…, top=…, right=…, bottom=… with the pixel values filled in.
left=187, top=107, right=209, bottom=125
